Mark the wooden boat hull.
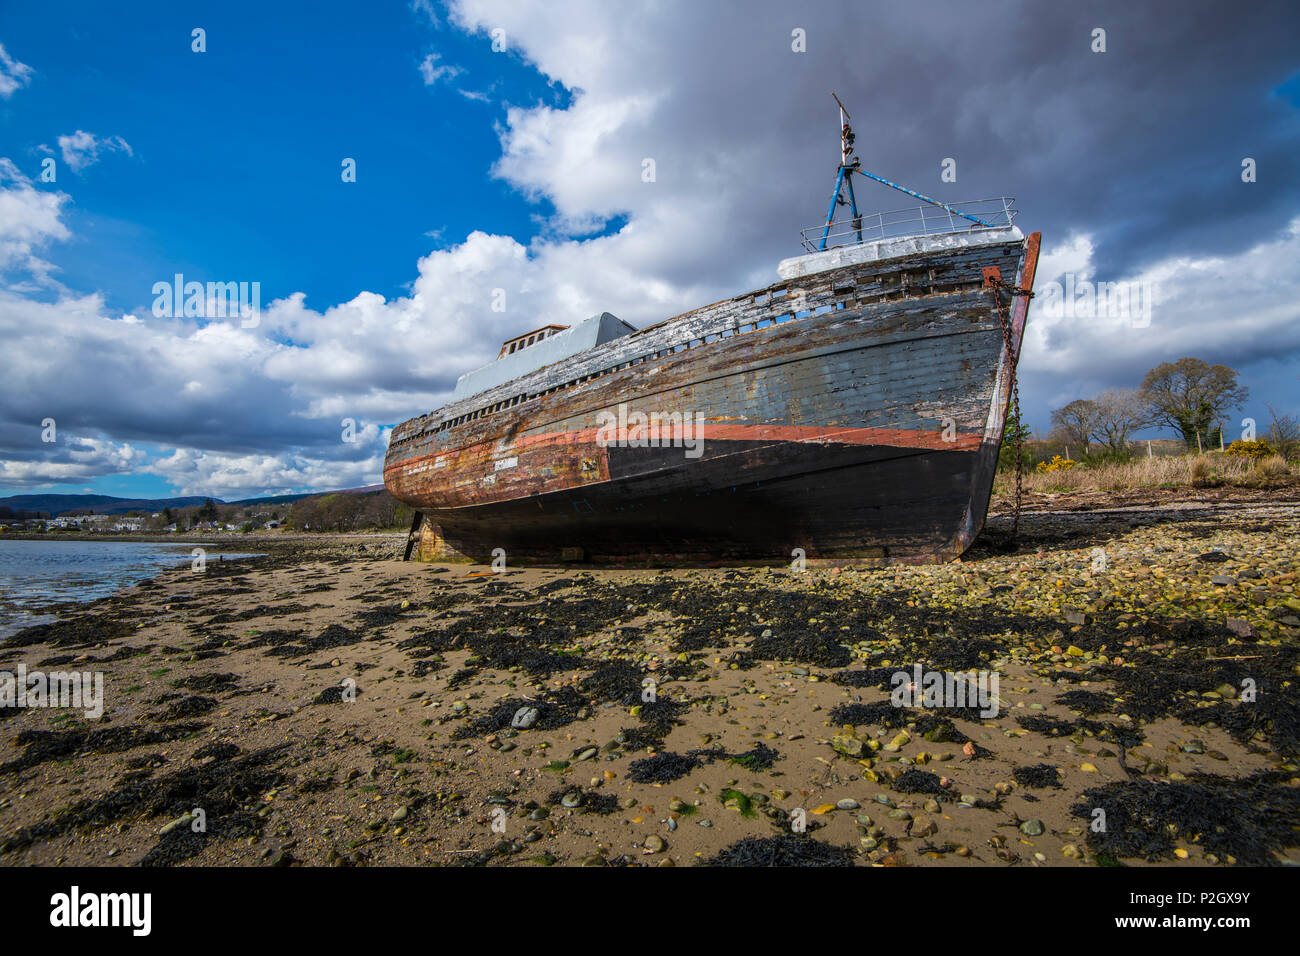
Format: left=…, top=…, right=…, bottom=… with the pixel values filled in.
left=384, top=231, right=1040, bottom=563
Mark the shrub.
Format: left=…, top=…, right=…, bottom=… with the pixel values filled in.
left=1253, top=455, right=1291, bottom=479
left=1036, top=454, right=1076, bottom=474
left=1080, top=447, right=1137, bottom=468
left=1189, top=456, right=1221, bottom=488
left=1226, top=439, right=1275, bottom=459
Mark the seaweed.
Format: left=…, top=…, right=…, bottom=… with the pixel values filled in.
left=1013, top=764, right=1063, bottom=789
left=452, top=688, right=586, bottom=740
left=828, top=701, right=970, bottom=744
left=703, top=834, right=854, bottom=867
left=727, top=743, right=780, bottom=771
left=0, top=744, right=290, bottom=864
left=1055, top=689, right=1113, bottom=715
left=750, top=629, right=851, bottom=668
left=892, top=769, right=947, bottom=795
left=626, top=751, right=701, bottom=784
left=173, top=673, right=240, bottom=694
left=1069, top=771, right=1300, bottom=865
left=1, top=722, right=206, bottom=774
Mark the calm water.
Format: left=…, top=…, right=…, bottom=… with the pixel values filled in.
left=0, top=539, right=261, bottom=639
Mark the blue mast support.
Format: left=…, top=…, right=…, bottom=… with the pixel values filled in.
left=819, top=92, right=993, bottom=251
left=818, top=164, right=847, bottom=251
left=844, top=172, right=863, bottom=243
left=852, top=168, right=995, bottom=228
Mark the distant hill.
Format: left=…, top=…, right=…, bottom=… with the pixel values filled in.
left=0, top=494, right=213, bottom=517
left=0, top=486, right=379, bottom=518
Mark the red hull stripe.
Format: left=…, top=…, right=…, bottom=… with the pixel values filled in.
left=385, top=423, right=984, bottom=479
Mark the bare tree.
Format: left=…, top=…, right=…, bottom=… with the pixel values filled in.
left=1266, top=404, right=1300, bottom=458
left=1050, top=399, right=1102, bottom=453
left=1091, top=388, right=1150, bottom=452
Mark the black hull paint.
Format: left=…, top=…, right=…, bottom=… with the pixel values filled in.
left=421, top=438, right=995, bottom=564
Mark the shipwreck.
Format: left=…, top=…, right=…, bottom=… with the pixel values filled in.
left=385, top=97, right=1041, bottom=564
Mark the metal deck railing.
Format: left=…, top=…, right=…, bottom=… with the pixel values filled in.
left=799, top=197, right=1018, bottom=253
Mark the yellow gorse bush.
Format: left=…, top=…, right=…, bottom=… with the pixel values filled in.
left=1036, top=454, right=1077, bottom=474
left=1225, top=439, right=1275, bottom=459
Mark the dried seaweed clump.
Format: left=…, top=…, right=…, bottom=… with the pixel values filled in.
left=703, top=834, right=854, bottom=867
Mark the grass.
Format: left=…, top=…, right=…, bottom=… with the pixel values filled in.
left=996, top=453, right=1294, bottom=496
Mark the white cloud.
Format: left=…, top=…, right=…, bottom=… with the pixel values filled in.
left=1022, top=220, right=1300, bottom=419
left=56, top=130, right=134, bottom=173
left=2, top=1, right=1298, bottom=494
left=0, top=44, right=33, bottom=99
left=0, top=159, right=70, bottom=280
left=145, top=445, right=387, bottom=499
left=418, top=52, right=463, bottom=86
left=0, top=436, right=140, bottom=487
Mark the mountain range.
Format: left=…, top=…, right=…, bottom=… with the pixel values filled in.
left=0, top=485, right=386, bottom=518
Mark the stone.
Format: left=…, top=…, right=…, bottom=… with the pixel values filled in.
left=511, top=706, right=539, bottom=729
left=1225, top=619, right=1254, bottom=640
left=832, top=733, right=864, bottom=757
left=1019, top=819, right=1045, bottom=837
left=910, top=814, right=937, bottom=837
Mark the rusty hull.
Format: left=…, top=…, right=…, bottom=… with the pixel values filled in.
left=385, top=232, right=1041, bottom=564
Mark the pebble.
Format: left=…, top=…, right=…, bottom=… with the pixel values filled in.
left=511, top=706, right=539, bottom=729
left=1019, top=819, right=1045, bottom=836
left=910, top=814, right=937, bottom=837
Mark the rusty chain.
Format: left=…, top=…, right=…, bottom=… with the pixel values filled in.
left=988, top=277, right=1034, bottom=542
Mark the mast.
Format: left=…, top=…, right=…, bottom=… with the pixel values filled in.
left=817, top=93, right=996, bottom=251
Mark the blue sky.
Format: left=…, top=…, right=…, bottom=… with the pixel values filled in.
left=1, top=0, right=1298, bottom=501
left=1, top=1, right=565, bottom=315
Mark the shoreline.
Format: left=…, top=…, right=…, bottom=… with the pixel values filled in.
left=1, top=497, right=1298, bottom=867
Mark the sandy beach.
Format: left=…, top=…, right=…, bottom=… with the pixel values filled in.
left=2, top=493, right=1298, bottom=868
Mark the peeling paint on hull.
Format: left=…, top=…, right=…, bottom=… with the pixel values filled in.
left=384, top=231, right=1041, bottom=563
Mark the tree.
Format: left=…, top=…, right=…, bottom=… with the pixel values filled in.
left=1050, top=399, right=1101, bottom=453
left=997, top=410, right=1033, bottom=472
left=1139, top=358, right=1247, bottom=450
left=1090, top=388, right=1150, bottom=452
left=196, top=498, right=219, bottom=522
left=1266, top=404, right=1300, bottom=459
